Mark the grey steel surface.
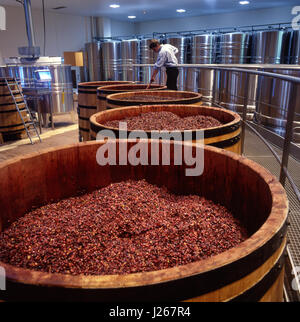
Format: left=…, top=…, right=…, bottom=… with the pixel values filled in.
left=192, top=34, right=217, bottom=64
left=0, top=64, right=74, bottom=114
left=121, top=39, right=140, bottom=82
left=100, top=41, right=122, bottom=81
left=190, top=36, right=216, bottom=101
left=251, top=30, right=288, bottom=64
left=167, top=36, right=191, bottom=90
left=214, top=68, right=257, bottom=117
left=219, top=32, right=250, bottom=64
left=166, top=36, right=190, bottom=64
left=289, top=30, right=300, bottom=65
left=84, top=42, right=101, bottom=81
left=255, top=67, right=300, bottom=141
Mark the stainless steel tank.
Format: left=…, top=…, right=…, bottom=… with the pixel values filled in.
left=214, top=66, right=258, bottom=119
left=166, top=36, right=190, bottom=64
left=289, top=30, right=300, bottom=64
left=254, top=66, right=300, bottom=142
left=166, top=36, right=190, bottom=90
left=188, top=34, right=218, bottom=104
left=219, top=32, right=250, bottom=64
left=139, top=38, right=166, bottom=85
left=213, top=32, right=255, bottom=117
left=1, top=63, right=73, bottom=114
left=121, top=39, right=140, bottom=82
left=139, top=38, right=155, bottom=83
left=100, top=41, right=121, bottom=81
left=84, top=42, right=101, bottom=81
left=251, top=30, right=288, bottom=64
left=192, top=34, right=217, bottom=64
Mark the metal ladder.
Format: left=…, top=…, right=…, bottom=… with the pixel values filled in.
left=5, top=78, right=41, bottom=144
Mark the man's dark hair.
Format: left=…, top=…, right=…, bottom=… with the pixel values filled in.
left=149, top=39, right=160, bottom=49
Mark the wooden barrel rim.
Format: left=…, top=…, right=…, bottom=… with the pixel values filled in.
left=0, top=121, right=29, bottom=129
left=0, top=101, right=24, bottom=107
left=106, top=90, right=203, bottom=107
left=78, top=81, right=133, bottom=91
left=0, top=141, right=288, bottom=293
left=90, top=104, right=241, bottom=140
left=0, top=107, right=26, bottom=114
left=0, top=93, right=22, bottom=98
left=78, top=104, right=97, bottom=110
left=97, top=84, right=167, bottom=97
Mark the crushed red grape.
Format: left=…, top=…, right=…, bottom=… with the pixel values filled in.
left=0, top=180, right=247, bottom=276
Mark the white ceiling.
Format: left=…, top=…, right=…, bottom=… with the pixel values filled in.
left=0, top=0, right=299, bottom=22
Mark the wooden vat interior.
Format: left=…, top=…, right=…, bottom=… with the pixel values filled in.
left=0, top=142, right=271, bottom=237
left=94, top=105, right=236, bottom=127
left=109, top=90, right=202, bottom=101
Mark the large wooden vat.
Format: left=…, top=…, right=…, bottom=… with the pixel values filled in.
left=0, top=141, right=288, bottom=301
left=78, top=81, right=133, bottom=141
left=106, top=90, right=203, bottom=110
left=96, top=84, right=167, bottom=113
left=90, top=105, right=242, bottom=154
left=0, top=78, right=28, bottom=137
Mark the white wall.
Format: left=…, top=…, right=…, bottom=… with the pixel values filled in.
left=111, top=19, right=136, bottom=37
left=135, top=6, right=295, bottom=34
left=0, top=4, right=89, bottom=59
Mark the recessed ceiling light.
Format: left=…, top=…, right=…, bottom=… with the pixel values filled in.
left=239, top=1, right=250, bottom=5
left=176, top=9, right=186, bottom=13
left=128, top=16, right=136, bottom=19
left=110, top=4, right=120, bottom=8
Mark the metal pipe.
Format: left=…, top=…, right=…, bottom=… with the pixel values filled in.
left=23, top=0, right=36, bottom=48
left=279, top=83, right=298, bottom=186
left=241, top=73, right=249, bottom=154
left=133, top=64, right=300, bottom=84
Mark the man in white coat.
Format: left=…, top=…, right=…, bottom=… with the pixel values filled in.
left=148, top=39, right=179, bottom=90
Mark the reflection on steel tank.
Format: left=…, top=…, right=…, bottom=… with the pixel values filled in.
left=166, top=36, right=191, bottom=64
left=214, top=68, right=258, bottom=119
left=84, top=42, right=101, bottom=81
left=1, top=63, right=74, bottom=114
left=121, top=39, right=140, bottom=82
left=188, top=34, right=218, bottom=105
left=254, top=66, right=300, bottom=143
left=167, top=36, right=191, bottom=91
left=100, top=41, right=121, bottom=81
left=289, top=30, right=300, bottom=64
left=213, top=32, right=256, bottom=118
left=219, top=32, right=250, bottom=64
left=251, top=29, right=288, bottom=64
left=192, top=34, right=217, bottom=64
left=140, top=39, right=156, bottom=84
left=139, top=38, right=165, bottom=85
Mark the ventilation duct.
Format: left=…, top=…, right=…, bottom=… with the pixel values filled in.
left=18, top=0, right=40, bottom=57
